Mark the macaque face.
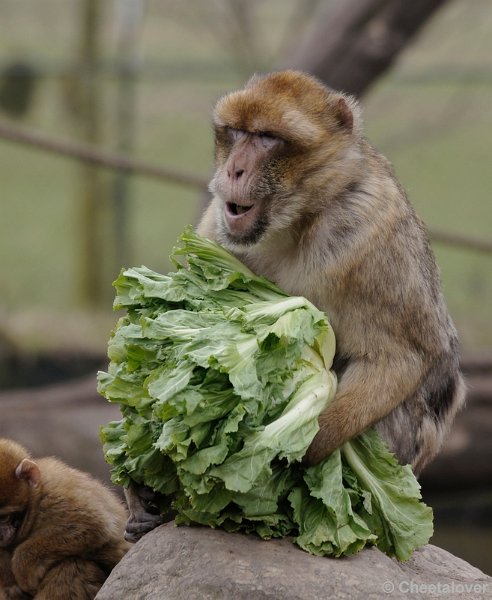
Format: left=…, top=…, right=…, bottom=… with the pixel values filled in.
left=211, top=126, right=287, bottom=245
left=0, top=477, right=31, bottom=548
left=0, top=506, right=25, bottom=547
left=209, top=71, right=357, bottom=249
left=0, top=442, right=40, bottom=549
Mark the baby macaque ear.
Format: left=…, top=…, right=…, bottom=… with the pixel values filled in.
left=15, top=458, right=41, bottom=489
left=334, top=97, right=354, bottom=131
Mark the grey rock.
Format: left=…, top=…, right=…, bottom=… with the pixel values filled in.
left=96, top=522, right=491, bottom=600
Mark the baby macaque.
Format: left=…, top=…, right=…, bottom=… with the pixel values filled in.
left=0, top=439, right=129, bottom=600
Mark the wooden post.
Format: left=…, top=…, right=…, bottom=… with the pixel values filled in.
left=112, top=0, right=145, bottom=274
left=77, top=0, right=106, bottom=306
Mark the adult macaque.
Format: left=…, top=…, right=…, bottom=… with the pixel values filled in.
left=0, top=439, right=129, bottom=600
left=124, top=70, right=465, bottom=542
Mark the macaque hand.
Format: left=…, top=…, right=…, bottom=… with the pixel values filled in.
left=124, top=482, right=167, bottom=543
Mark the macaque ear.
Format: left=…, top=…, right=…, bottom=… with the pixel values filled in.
left=15, top=459, right=41, bottom=489
left=334, top=97, right=354, bottom=132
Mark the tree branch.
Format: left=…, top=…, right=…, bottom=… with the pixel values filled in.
left=286, top=0, right=451, bottom=97
left=0, top=120, right=209, bottom=189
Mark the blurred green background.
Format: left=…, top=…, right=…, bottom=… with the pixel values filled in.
left=1, top=0, right=491, bottom=355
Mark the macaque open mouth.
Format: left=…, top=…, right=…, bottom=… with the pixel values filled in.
left=226, top=202, right=254, bottom=216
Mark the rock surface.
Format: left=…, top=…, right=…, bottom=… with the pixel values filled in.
left=96, top=522, right=491, bottom=600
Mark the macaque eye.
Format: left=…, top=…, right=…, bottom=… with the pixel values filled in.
left=230, top=128, right=247, bottom=142
left=257, top=131, right=280, bottom=149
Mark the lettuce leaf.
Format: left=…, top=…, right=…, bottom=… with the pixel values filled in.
left=99, top=226, right=432, bottom=560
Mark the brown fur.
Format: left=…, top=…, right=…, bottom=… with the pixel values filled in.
left=0, top=439, right=129, bottom=599
left=200, top=70, right=465, bottom=474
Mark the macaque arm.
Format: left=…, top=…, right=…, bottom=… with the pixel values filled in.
left=34, top=559, right=106, bottom=600
left=306, top=350, right=423, bottom=464
left=12, top=525, right=103, bottom=594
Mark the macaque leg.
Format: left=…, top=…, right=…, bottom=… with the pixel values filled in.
left=124, top=481, right=166, bottom=543
left=34, top=559, right=106, bottom=600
